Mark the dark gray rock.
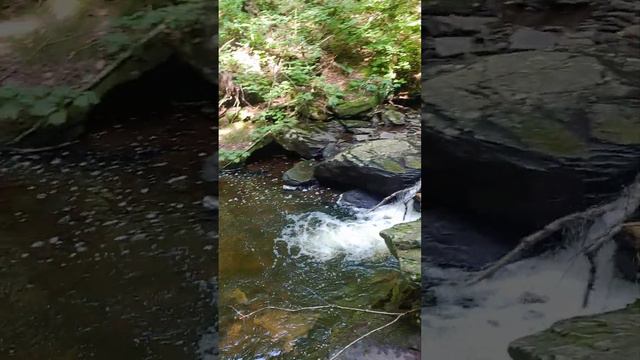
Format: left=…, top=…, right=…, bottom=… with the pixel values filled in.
left=509, top=28, right=559, bottom=50
left=422, top=50, right=640, bottom=230
left=614, top=223, right=640, bottom=282
left=338, top=190, right=382, bottom=209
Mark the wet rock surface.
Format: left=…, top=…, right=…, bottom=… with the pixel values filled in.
left=508, top=300, right=640, bottom=360
left=423, top=0, right=640, bottom=231
left=0, top=103, right=217, bottom=359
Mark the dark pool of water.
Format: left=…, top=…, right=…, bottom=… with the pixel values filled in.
left=0, top=103, right=217, bottom=359
left=218, top=158, right=420, bottom=360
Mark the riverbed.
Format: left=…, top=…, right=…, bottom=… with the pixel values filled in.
left=218, top=157, right=420, bottom=359
left=0, top=102, right=217, bottom=359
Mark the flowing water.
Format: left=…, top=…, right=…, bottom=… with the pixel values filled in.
left=219, top=158, right=421, bottom=359
left=422, top=231, right=640, bottom=359
left=0, top=102, right=216, bottom=359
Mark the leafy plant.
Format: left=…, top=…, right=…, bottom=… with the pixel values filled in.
left=0, top=85, right=98, bottom=125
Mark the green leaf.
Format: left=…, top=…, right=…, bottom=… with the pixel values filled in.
left=29, top=100, right=57, bottom=117
left=73, top=92, right=99, bottom=108
left=47, top=110, right=68, bottom=126
left=0, top=101, right=22, bottom=119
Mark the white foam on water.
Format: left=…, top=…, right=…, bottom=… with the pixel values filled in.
left=422, top=242, right=639, bottom=360
left=278, top=200, right=420, bottom=261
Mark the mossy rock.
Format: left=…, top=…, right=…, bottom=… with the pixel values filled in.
left=333, top=96, right=379, bottom=117
left=380, top=220, right=421, bottom=280
left=508, top=300, right=640, bottom=360
left=283, top=160, right=317, bottom=187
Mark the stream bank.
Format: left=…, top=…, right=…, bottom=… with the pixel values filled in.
left=0, top=36, right=218, bottom=358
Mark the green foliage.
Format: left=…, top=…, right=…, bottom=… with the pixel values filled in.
left=220, top=0, right=419, bottom=144
left=251, top=108, right=298, bottom=140
left=219, top=149, right=250, bottom=166
left=0, top=85, right=98, bottom=125
left=101, top=0, right=210, bottom=55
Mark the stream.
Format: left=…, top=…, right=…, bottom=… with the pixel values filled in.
left=218, top=157, right=420, bottom=359
left=422, top=218, right=640, bottom=359
left=0, top=101, right=217, bottom=359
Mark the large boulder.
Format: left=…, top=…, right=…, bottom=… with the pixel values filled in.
left=423, top=50, right=640, bottom=230
left=314, top=139, right=421, bottom=196
left=380, top=220, right=421, bottom=281
left=508, top=300, right=640, bottom=360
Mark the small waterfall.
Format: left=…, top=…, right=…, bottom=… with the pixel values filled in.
left=279, top=183, right=422, bottom=262
left=422, top=241, right=639, bottom=360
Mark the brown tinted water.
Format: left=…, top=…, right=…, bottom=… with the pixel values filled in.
left=0, top=103, right=217, bottom=359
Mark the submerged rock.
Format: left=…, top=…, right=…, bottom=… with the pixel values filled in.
left=380, top=220, right=421, bottom=280
left=315, top=139, right=421, bottom=196
left=282, top=160, right=317, bottom=187
left=508, top=300, right=640, bottom=360
left=201, top=153, right=218, bottom=182
left=338, top=190, right=382, bottom=209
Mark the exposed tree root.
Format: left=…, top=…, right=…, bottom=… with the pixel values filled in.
left=468, top=173, right=640, bottom=286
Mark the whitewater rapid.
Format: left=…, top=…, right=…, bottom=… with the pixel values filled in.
left=278, top=194, right=420, bottom=262
left=422, top=241, right=639, bottom=360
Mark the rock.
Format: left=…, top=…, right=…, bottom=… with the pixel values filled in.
left=314, top=139, right=421, bottom=196
left=508, top=300, right=640, bottom=360
left=509, top=28, right=559, bottom=50
left=273, top=123, right=339, bottom=159
left=423, top=50, right=640, bottom=230
left=425, top=16, right=499, bottom=37
left=380, top=220, right=421, bottom=280
left=614, top=222, right=640, bottom=281
left=381, top=108, right=406, bottom=126
left=201, top=153, right=218, bottom=181
left=332, top=97, right=378, bottom=117
left=282, top=160, right=317, bottom=187
left=338, top=190, right=382, bottom=209
left=422, top=209, right=511, bottom=271
left=414, top=192, right=421, bottom=212
left=338, top=119, right=372, bottom=131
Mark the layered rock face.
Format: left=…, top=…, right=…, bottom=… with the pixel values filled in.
left=423, top=0, right=640, bottom=230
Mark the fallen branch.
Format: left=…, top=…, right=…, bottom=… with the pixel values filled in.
left=368, top=179, right=421, bottom=213
left=232, top=303, right=418, bottom=360
left=0, top=140, right=78, bottom=154
left=468, top=173, right=640, bottom=285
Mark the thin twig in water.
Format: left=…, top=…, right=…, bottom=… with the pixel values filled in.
left=232, top=304, right=418, bottom=360
left=1, top=140, right=79, bottom=154
left=233, top=304, right=407, bottom=319
left=329, top=310, right=417, bottom=360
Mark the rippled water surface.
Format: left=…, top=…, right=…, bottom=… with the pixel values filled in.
left=219, top=158, right=420, bottom=359
left=0, top=103, right=216, bottom=359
